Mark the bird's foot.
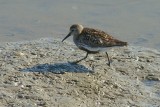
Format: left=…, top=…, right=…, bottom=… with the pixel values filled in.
left=107, top=62, right=110, bottom=66
left=68, top=61, right=79, bottom=65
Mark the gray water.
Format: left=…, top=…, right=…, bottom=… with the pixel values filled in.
left=0, top=0, right=160, bottom=49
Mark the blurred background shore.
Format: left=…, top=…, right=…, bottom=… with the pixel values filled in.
left=0, top=0, right=160, bottom=49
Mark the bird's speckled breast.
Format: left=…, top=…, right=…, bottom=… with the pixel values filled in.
left=73, top=35, right=104, bottom=53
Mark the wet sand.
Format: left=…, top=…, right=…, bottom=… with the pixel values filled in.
left=0, top=38, right=160, bottom=107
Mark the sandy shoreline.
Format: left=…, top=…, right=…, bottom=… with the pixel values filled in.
left=0, top=38, right=160, bottom=107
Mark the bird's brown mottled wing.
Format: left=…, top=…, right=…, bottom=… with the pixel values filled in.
left=79, top=27, right=127, bottom=47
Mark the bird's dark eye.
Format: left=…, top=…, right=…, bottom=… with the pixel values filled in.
left=71, top=29, right=74, bottom=32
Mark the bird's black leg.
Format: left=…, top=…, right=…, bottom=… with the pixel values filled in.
left=71, top=52, right=89, bottom=64
left=105, top=52, right=111, bottom=66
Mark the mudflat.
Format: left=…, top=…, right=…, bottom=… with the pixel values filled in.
left=0, top=38, right=160, bottom=107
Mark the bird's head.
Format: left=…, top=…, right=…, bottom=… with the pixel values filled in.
left=62, top=24, right=83, bottom=42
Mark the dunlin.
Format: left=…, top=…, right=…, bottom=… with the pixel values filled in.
left=62, top=24, right=127, bottom=66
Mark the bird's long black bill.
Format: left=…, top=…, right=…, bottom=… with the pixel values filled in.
left=62, top=32, right=71, bottom=42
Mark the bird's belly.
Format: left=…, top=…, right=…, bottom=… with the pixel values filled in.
left=77, top=43, right=111, bottom=53
left=74, top=39, right=112, bottom=53
left=81, top=46, right=101, bottom=52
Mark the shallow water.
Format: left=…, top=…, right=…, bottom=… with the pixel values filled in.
left=0, top=0, right=160, bottom=49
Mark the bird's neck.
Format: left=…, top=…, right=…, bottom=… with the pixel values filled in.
left=73, top=35, right=79, bottom=42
